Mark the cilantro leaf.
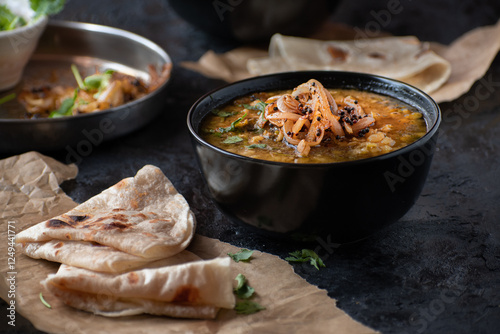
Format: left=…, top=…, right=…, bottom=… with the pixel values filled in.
left=234, top=300, right=266, bottom=314
left=228, top=249, right=254, bottom=263
left=49, top=89, right=77, bottom=118
left=216, top=112, right=248, bottom=133
left=285, top=249, right=325, bottom=270
left=222, top=136, right=243, bottom=144
left=211, top=109, right=236, bottom=118
left=242, top=100, right=267, bottom=113
left=234, top=273, right=255, bottom=299
left=84, top=69, right=114, bottom=90
left=246, top=143, right=267, bottom=149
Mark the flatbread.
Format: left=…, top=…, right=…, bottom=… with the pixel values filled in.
left=41, top=257, right=235, bottom=319
left=19, top=240, right=201, bottom=273
left=16, top=165, right=196, bottom=271
left=247, top=33, right=451, bottom=93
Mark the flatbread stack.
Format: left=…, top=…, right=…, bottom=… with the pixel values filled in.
left=247, top=33, right=451, bottom=94
left=16, top=165, right=235, bottom=319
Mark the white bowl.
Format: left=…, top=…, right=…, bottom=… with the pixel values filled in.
left=0, top=15, right=48, bottom=91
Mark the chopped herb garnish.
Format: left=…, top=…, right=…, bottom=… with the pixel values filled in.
left=234, top=273, right=255, bottom=299
left=39, top=292, right=51, bottom=309
left=49, top=89, right=77, bottom=118
left=234, top=300, right=266, bottom=314
left=71, top=64, right=85, bottom=90
left=242, top=100, right=267, bottom=113
left=217, top=112, right=248, bottom=133
left=254, top=127, right=265, bottom=134
left=84, top=69, right=114, bottom=89
left=228, top=249, right=254, bottom=263
left=285, top=249, right=325, bottom=270
left=212, top=109, right=236, bottom=118
left=223, top=136, right=243, bottom=144
left=246, top=143, right=267, bottom=149
left=0, top=93, right=16, bottom=105
left=71, top=64, right=114, bottom=98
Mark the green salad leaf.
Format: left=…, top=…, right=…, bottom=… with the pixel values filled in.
left=0, top=1, right=65, bottom=31
left=0, top=5, right=21, bottom=31
left=31, top=0, right=66, bottom=18
left=285, top=249, right=326, bottom=270
left=228, top=249, right=254, bottom=263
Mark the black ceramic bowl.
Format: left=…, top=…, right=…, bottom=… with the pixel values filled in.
left=169, top=0, right=338, bottom=43
left=187, top=71, right=441, bottom=243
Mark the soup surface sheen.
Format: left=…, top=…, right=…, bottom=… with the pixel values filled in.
left=201, top=88, right=427, bottom=163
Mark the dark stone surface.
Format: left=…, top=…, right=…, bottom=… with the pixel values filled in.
left=2, top=0, right=500, bottom=333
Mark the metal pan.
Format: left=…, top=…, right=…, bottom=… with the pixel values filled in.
left=0, top=20, right=172, bottom=155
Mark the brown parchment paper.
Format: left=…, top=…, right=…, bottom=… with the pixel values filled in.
left=181, top=20, right=500, bottom=103
left=0, top=151, right=378, bottom=334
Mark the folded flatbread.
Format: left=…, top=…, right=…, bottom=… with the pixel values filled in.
left=42, top=257, right=235, bottom=319
left=20, top=240, right=201, bottom=273
left=16, top=165, right=196, bottom=272
left=247, top=33, right=451, bottom=94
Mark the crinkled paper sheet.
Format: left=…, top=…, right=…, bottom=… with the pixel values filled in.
left=181, top=20, right=500, bottom=103
left=0, top=151, right=378, bottom=334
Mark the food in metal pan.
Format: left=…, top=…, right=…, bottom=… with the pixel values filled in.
left=17, top=63, right=170, bottom=118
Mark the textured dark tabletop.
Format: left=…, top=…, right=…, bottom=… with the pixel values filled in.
left=2, top=0, right=500, bottom=333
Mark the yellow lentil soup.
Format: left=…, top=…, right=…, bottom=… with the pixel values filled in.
left=200, top=79, right=427, bottom=164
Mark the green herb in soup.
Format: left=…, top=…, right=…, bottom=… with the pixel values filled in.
left=201, top=79, right=427, bottom=164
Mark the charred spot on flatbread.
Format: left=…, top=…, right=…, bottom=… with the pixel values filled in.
left=127, top=272, right=139, bottom=284
left=110, top=214, right=129, bottom=222
left=327, top=45, right=349, bottom=62
left=67, top=215, right=90, bottom=223
left=90, top=241, right=106, bottom=247
left=102, top=221, right=132, bottom=230
left=133, top=213, right=148, bottom=219
left=47, top=219, right=73, bottom=228
left=46, top=215, right=92, bottom=228
left=368, top=52, right=386, bottom=59
left=172, top=285, right=200, bottom=304
left=150, top=218, right=172, bottom=224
